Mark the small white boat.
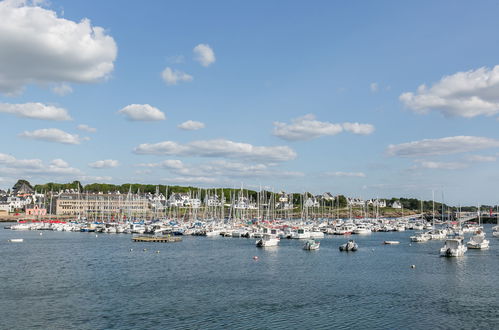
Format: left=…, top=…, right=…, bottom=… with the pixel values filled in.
left=410, top=232, right=430, bottom=242
left=256, top=234, right=279, bottom=247
left=383, top=240, right=400, bottom=245
left=303, top=239, right=320, bottom=250
left=440, top=238, right=467, bottom=257
left=8, top=238, right=24, bottom=243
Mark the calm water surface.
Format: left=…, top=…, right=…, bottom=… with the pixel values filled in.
left=1, top=224, right=498, bottom=329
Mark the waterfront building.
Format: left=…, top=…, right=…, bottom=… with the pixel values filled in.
left=54, top=192, right=149, bottom=219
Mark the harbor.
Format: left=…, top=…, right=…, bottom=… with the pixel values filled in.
left=1, top=223, right=498, bottom=329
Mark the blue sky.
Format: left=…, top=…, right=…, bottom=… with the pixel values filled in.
left=1, top=0, right=499, bottom=205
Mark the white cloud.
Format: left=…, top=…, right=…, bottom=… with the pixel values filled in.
left=133, top=139, right=297, bottom=162
left=342, top=122, right=375, bottom=135
left=387, top=136, right=499, bottom=157
left=77, top=124, right=97, bottom=133
left=193, top=44, right=215, bottom=67
left=19, top=128, right=87, bottom=144
left=400, top=65, right=499, bottom=118
left=0, top=153, right=81, bottom=176
left=370, top=82, right=379, bottom=92
left=327, top=171, right=366, bottom=177
left=88, top=159, right=119, bottom=169
left=414, top=160, right=468, bottom=170
left=178, top=120, right=205, bottom=131
left=138, top=159, right=303, bottom=179
left=273, top=114, right=374, bottom=141
left=117, top=104, right=165, bottom=121
left=0, top=0, right=117, bottom=94
left=0, top=102, right=71, bottom=121
left=161, top=67, right=193, bottom=85
left=52, top=83, right=73, bottom=96
left=465, top=155, right=497, bottom=163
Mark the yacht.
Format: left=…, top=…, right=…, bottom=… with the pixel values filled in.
left=466, top=232, right=489, bottom=249
left=440, top=238, right=467, bottom=257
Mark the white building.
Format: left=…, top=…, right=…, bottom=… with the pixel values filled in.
left=391, top=201, right=402, bottom=209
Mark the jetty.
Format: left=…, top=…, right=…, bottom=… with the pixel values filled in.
left=132, top=235, right=182, bottom=243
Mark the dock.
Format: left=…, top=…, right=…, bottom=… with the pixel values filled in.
left=132, top=235, right=182, bottom=243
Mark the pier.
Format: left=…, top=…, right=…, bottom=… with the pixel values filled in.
left=132, top=235, right=182, bottom=243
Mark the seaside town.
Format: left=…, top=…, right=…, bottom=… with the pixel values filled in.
left=3, top=179, right=498, bottom=254
left=2, top=1, right=499, bottom=329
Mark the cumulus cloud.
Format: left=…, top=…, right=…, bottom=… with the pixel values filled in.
left=52, top=83, right=73, bottom=96
left=88, top=159, right=119, bottom=169
left=133, top=139, right=297, bottom=162
left=117, top=104, right=165, bottom=121
left=0, top=102, right=71, bottom=121
left=0, top=153, right=81, bottom=176
left=272, top=114, right=374, bottom=141
left=326, top=171, right=366, bottom=177
left=370, top=82, right=379, bottom=92
left=387, top=136, right=499, bottom=157
left=161, top=67, right=193, bottom=85
left=77, top=124, right=97, bottom=133
left=400, top=65, right=499, bottom=118
left=193, top=44, right=215, bottom=67
left=19, top=128, right=87, bottom=144
left=178, top=120, right=205, bottom=131
left=342, top=122, right=375, bottom=135
left=0, top=0, right=117, bottom=94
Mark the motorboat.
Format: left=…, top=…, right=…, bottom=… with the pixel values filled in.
left=440, top=238, right=467, bottom=257
left=339, top=239, right=358, bottom=251
left=467, top=233, right=489, bottom=249
left=410, top=232, right=430, bottom=242
left=303, top=239, right=320, bottom=250
left=256, top=234, right=279, bottom=247
left=353, top=225, right=371, bottom=235
left=8, top=238, right=23, bottom=243
left=428, top=229, right=446, bottom=240
left=256, top=228, right=280, bottom=247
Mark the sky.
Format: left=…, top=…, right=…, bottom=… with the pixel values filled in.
left=1, top=0, right=499, bottom=205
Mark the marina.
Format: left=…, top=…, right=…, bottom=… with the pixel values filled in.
left=1, top=222, right=498, bottom=329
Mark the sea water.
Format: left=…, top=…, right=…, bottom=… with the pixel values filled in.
left=1, top=225, right=498, bottom=329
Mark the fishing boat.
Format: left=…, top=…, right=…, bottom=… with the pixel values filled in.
left=256, top=228, right=280, bottom=247
left=303, top=239, right=320, bottom=250
left=440, top=238, right=467, bottom=257
left=339, top=239, right=358, bottom=251
left=256, top=234, right=279, bottom=247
